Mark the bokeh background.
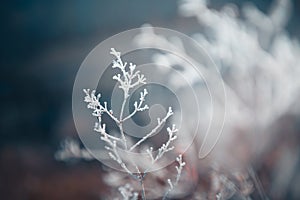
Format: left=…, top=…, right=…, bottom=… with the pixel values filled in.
left=1, top=0, right=299, bottom=199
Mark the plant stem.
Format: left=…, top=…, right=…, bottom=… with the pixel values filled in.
left=119, top=95, right=128, bottom=149
left=140, top=176, right=146, bottom=200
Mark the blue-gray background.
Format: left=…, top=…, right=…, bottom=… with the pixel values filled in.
left=0, top=0, right=299, bottom=199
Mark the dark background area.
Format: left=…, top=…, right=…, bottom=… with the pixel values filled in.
left=0, top=0, right=299, bottom=199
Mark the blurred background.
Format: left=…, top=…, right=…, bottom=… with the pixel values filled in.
left=1, top=0, right=300, bottom=199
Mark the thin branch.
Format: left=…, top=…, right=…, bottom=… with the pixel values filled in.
left=83, top=89, right=120, bottom=124
left=144, top=124, right=178, bottom=174
left=129, top=107, right=174, bottom=151
left=163, top=154, right=186, bottom=200
left=153, top=124, right=178, bottom=162
left=122, top=89, right=149, bottom=122
left=119, top=96, right=128, bottom=149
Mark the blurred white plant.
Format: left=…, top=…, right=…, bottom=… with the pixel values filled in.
left=134, top=0, right=299, bottom=199
left=83, top=48, right=185, bottom=199
left=117, top=183, right=138, bottom=200
left=55, top=138, right=94, bottom=161
left=136, top=0, right=300, bottom=150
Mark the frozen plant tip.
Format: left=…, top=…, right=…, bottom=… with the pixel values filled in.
left=110, top=48, right=146, bottom=98
left=163, top=154, right=186, bottom=200
left=175, top=154, right=186, bottom=183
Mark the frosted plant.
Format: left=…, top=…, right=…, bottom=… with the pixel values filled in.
left=56, top=0, right=299, bottom=198
left=163, top=154, right=186, bottom=200
left=83, top=48, right=185, bottom=199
